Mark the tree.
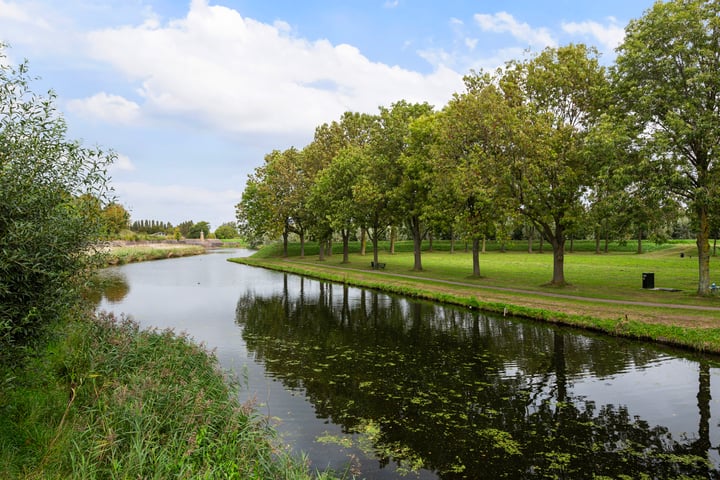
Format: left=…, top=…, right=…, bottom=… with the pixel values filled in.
left=188, top=221, right=210, bottom=239
left=303, top=111, right=377, bottom=258
left=614, top=0, right=720, bottom=295
left=214, top=222, right=239, bottom=239
left=177, top=220, right=194, bottom=238
left=236, top=174, right=275, bottom=247
left=361, top=101, right=433, bottom=269
left=499, top=44, right=609, bottom=285
left=308, top=147, right=362, bottom=263
left=102, top=202, right=130, bottom=235
left=438, top=74, right=514, bottom=277
left=0, top=48, right=113, bottom=352
left=397, top=109, right=438, bottom=271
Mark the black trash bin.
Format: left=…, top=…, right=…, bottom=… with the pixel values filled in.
left=642, top=272, right=655, bottom=289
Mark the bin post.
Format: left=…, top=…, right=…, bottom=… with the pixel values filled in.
left=642, top=272, right=655, bottom=289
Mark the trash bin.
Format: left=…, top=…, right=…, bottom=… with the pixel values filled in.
left=642, top=272, right=655, bottom=289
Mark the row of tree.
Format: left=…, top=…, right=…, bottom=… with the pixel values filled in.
left=236, top=0, right=720, bottom=294
left=129, top=218, right=239, bottom=240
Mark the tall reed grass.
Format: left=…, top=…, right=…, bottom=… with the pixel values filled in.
left=0, top=311, right=335, bottom=479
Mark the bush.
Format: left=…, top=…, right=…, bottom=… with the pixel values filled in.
left=215, top=222, right=239, bottom=239
left=0, top=47, right=113, bottom=355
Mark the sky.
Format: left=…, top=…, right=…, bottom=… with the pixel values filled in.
left=0, top=0, right=658, bottom=230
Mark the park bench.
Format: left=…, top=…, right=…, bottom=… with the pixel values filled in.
left=370, top=261, right=386, bottom=269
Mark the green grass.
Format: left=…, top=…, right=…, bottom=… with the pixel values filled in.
left=104, top=244, right=206, bottom=266
left=0, top=311, right=337, bottom=479
left=234, top=239, right=720, bottom=353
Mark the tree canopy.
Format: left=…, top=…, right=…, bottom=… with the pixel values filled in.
left=236, top=1, right=719, bottom=293
left=614, top=0, right=720, bottom=294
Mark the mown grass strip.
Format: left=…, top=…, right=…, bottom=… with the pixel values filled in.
left=230, top=241, right=720, bottom=354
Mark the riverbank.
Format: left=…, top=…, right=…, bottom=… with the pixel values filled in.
left=1, top=244, right=336, bottom=479
left=230, top=241, right=720, bottom=354
left=103, top=243, right=207, bottom=265
left=0, top=310, right=335, bottom=479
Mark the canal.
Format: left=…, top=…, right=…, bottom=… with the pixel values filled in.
left=95, top=248, right=720, bottom=479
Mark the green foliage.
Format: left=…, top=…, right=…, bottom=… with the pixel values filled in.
left=0, top=47, right=113, bottom=353
left=130, top=218, right=173, bottom=234
left=614, top=0, right=720, bottom=294
left=187, top=221, right=210, bottom=239
left=214, top=221, right=239, bottom=239
left=101, top=202, right=130, bottom=235
left=176, top=220, right=194, bottom=238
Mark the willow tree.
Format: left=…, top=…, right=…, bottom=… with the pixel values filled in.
left=499, top=44, right=609, bottom=286
left=614, top=0, right=720, bottom=295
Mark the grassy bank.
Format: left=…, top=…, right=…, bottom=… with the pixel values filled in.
left=104, top=243, right=206, bottom=266
left=0, top=310, right=334, bottom=479
left=231, top=240, right=720, bottom=353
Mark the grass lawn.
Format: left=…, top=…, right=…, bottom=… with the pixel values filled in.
left=233, top=239, right=720, bottom=352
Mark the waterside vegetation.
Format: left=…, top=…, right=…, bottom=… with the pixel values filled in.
left=0, top=311, right=332, bottom=479
left=103, top=243, right=207, bottom=266
left=231, top=239, right=720, bottom=354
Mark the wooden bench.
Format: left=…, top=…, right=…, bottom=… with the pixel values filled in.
left=370, top=261, right=386, bottom=269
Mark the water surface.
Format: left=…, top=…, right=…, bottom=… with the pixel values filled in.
left=97, top=249, right=720, bottom=479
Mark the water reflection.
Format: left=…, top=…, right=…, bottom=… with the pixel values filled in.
left=85, top=270, right=130, bottom=306
left=236, top=275, right=720, bottom=479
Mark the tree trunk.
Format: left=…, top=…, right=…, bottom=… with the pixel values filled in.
left=389, top=226, right=396, bottom=254
left=372, top=235, right=380, bottom=268
left=360, top=227, right=367, bottom=256
left=472, top=238, right=481, bottom=277
left=327, top=237, right=332, bottom=257
left=604, top=230, right=609, bottom=253
left=528, top=225, right=534, bottom=253
left=594, top=227, right=601, bottom=254
left=481, top=236, right=486, bottom=253
left=697, top=206, right=711, bottom=295
left=299, top=231, right=305, bottom=258
left=342, top=230, right=350, bottom=264
left=282, top=228, right=289, bottom=257
left=318, top=238, right=325, bottom=261
left=428, top=232, right=434, bottom=252
left=550, top=236, right=566, bottom=285
left=410, top=218, right=423, bottom=271
left=450, top=230, right=455, bottom=254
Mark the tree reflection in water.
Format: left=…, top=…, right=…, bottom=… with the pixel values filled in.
left=236, top=275, right=719, bottom=479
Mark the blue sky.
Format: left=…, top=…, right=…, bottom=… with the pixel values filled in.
left=1, top=0, right=656, bottom=229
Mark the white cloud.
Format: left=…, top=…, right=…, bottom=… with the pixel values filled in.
left=473, top=11, right=556, bottom=48
left=66, top=92, right=141, bottom=124
left=0, top=1, right=51, bottom=29
left=562, top=18, right=625, bottom=53
left=81, top=0, right=463, bottom=137
left=111, top=153, right=135, bottom=172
